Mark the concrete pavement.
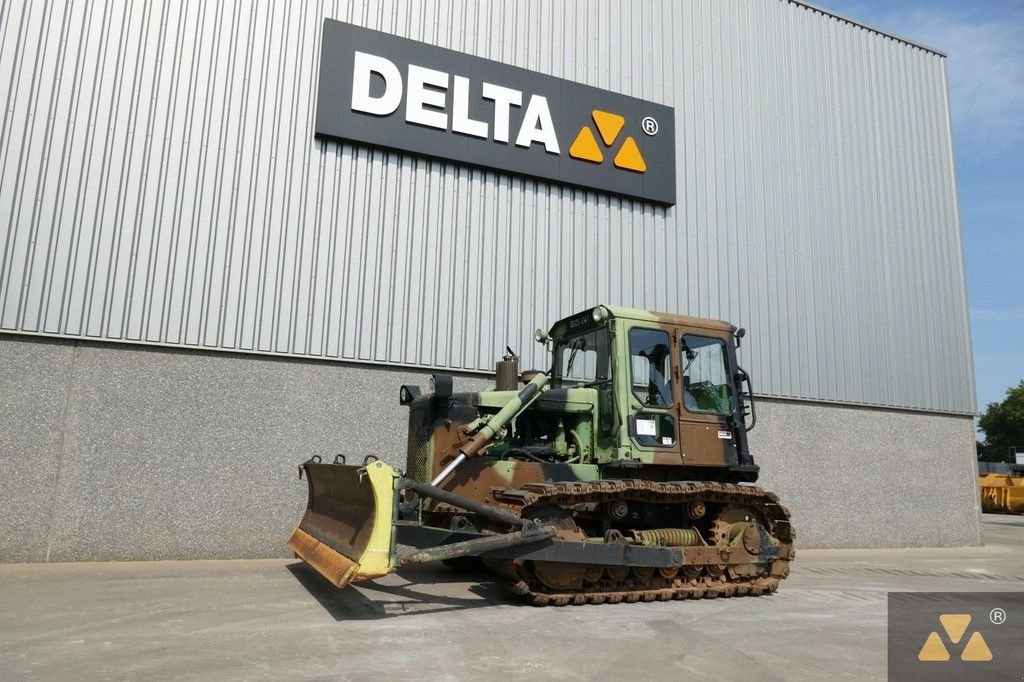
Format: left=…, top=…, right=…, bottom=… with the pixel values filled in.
left=1, top=514, right=1022, bottom=681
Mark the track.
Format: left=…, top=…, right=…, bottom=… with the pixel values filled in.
left=492, top=480, right=795, bottom=606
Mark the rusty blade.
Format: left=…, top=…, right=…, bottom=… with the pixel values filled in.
left=288, top=527, right=360, bottom=588
left=293, top=463, right=378, bottom=585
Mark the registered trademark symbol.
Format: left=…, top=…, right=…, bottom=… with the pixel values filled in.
left=641, top=116, right=659, bottom=136
left=990, top=607, right=1006, bottom=625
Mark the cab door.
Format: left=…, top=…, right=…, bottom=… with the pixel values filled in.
left=622, top=325, right=685, bottom=465
left=675, top=330, right=739, bottom=467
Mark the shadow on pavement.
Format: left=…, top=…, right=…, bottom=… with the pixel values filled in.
left=286, top=561, right=517, bottom=620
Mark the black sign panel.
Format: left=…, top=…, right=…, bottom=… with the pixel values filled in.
left=315, top=19, right=676, bottom=205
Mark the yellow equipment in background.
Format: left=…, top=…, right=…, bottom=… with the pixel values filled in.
left=979, top=474, right=1024, bottom=514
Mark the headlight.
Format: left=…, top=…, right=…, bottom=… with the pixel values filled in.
left=399, top=385, right=422, bottom=405
left=592, top=306, right=608, bottom=322
left=534, top=328, right=549, bottom=343
left=429, top=374, right=453, bottom=398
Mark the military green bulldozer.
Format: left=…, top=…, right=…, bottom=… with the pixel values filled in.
left=289, top=305, right=794, bottom=605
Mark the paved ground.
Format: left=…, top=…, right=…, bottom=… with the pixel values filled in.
left=1, top=514, right=1021, bottom=681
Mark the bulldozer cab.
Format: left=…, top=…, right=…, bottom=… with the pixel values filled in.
left=550, top=306, right=756, bottom=476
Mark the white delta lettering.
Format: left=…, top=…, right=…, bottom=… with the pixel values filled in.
left=349, top=51, right=560, bottom=154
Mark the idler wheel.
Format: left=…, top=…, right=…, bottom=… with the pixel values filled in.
left=526, top=505, right=587, bottom=591
left=533, top=561, right=585, bottom=591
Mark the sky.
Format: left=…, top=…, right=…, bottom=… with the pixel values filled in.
left=820, top=0, right=1024, bottom=415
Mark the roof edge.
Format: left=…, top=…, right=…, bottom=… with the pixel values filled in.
left=600, top=305, right=736, bottom=333
left=786, top=0, right=947, bottom=58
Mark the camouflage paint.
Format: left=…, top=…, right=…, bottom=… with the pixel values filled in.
left=291, top=306, right=793, bottom=603
left=403, top=305, right=759, bottom=519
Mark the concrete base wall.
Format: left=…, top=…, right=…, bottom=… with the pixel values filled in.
left=750, top=399, right=981, bottom=548
left=0, top=335, right=980, bottom=562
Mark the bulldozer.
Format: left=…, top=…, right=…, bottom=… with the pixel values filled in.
left=289, top=305, right=794, bottom=605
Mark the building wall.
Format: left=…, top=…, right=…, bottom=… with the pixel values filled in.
left=0, top=334, right=487, bottom=562
left=0, top=335, right=980, bottom=563
left=0, top=0, right=974, bottom=414
left=752, top=399, right=981, bottom=549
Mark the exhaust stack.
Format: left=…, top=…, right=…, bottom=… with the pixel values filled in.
left=495, top=347, right=519, bottom=391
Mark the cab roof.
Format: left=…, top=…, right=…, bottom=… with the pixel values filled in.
left=601, top=305, right=736, bottom=333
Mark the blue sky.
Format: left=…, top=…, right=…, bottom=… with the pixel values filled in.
left=821, top=0, right=1024, bottom=414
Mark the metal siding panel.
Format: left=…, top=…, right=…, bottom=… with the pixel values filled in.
left=0, top=0, right=975, bottom=414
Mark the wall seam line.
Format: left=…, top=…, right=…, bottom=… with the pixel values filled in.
left=43, top=339, right=79, bottom=563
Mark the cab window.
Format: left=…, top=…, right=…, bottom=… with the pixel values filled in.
left=554, top=328, right=611, bottom=386
left=629, top=328, right=673, bottom=407
left=681, top=334, right=734, bottom=415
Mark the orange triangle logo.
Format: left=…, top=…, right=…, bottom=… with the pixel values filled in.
left=613, top=136, right=647, bottom=173
left=591, top=110, right=625, bottom=146
left=960, top=632, right=993, bottom=661
left=569, top=126, right=603, bottom=163
left=917, top=632, right=950, bottom=661
left=917, top=614, right=995, bottom=663
left=939, top=614, right=971, bottom=644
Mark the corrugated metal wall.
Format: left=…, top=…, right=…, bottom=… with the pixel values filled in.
left=0, top=0, right=974, bottom=414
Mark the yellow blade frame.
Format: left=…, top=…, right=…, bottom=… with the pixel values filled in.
left=288, top=459, right=398, bottom=588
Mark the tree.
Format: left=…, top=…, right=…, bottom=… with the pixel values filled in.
left=978, top=381, right=1024, bottom=463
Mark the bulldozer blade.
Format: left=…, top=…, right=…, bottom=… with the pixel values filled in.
left=287, top=527, right=361, bottom=588
left=290, top=459, right=399, bottom=587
